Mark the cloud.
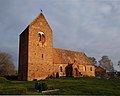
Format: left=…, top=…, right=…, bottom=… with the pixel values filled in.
left=0, top=0, right=120, bottom=70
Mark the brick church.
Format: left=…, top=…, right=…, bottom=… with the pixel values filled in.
left=18, top=12, right=95, bottom=81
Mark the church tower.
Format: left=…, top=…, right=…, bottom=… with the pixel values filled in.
left=18, top=12, right=53, bottom=81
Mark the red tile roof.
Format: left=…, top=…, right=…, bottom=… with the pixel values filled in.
left=53, top=48, right=94, bottom=65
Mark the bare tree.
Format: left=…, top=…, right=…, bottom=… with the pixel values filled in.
left=118, top=61, right=120, bottom=68
left=89, top=57, right=97, bottom=65
left=99, top=56, right=114, bottom=72
left=0, top=51, right=16, bottom=76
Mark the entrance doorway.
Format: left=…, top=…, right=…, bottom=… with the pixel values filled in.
left=65, top=64, right=73, bottom=77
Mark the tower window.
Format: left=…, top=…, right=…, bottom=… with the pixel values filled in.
left=38, top=33, right=42, bottom=41
left=38, top=32, right=46, bottom=45
left=60, top=66, right=62, bottom=72
left=42, top=54, right=43, bottom=59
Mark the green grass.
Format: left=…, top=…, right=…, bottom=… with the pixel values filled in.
left=0, top=77, right=120, bottom=95
left=42, top=77, right=120, bottom=95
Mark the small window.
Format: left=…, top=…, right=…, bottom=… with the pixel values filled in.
left=84, top=66, right=86, bottom=71
left=90, top=67, right=92, bottom=71
left=42, top=54, right=43, bottom=59
left=60, top=66, right=62, bottom=72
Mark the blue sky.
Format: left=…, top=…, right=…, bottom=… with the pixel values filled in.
left=0, top=0, right=120, bottom=70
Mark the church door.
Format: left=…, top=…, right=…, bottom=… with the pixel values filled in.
left=65, top=64, right=73, bottom=77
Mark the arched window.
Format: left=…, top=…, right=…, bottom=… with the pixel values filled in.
left=60, top=66, right=62, bottom=72
left=38, top=33, right=41, bottom=41
left=84, top=66, right=86, bottom=71
left=90, top=67, right=92, bottom=71
left=38, top=32, right=46, bottom=45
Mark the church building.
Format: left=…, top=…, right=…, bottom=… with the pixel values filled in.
left=18, top=12, right=95, bottom=81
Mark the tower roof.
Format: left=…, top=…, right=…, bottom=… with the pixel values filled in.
left=28, top=11, right=52, bottom=32
left=29, top=11, right=45, bottom=25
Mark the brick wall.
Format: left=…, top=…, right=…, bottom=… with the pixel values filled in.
left=27, top=13, right=53, bottom=80
left=18, top=13, right=95, bottom=81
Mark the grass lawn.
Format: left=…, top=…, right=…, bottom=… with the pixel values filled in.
left=0, top=77, right=120, bottom=95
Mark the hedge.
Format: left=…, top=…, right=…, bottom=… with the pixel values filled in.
left=0, top=77, right=9, bottom=83
left=0, top=86, right=27, bottom=95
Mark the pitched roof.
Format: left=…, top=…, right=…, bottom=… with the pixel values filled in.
left=53, top=48, right=94, bottom=65
left=30, top=12, right=44, bottom=25
left=95, top=66, right=106, bottom=72
left=28, top=12, right=52, bottom=32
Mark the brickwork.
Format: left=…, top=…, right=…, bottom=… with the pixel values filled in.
left=27, top=13, right=53, bottom=80
left=18, top=12, right=95, bottom=81
left=53, top=48, right=95, bottom=77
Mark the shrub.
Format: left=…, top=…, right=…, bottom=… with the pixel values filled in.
left=33, top=79, right=37, bottom=81
left=0, top=86, right=27, bottom=95
left=46, top=75, right=55, bottom=79
left=35, top=82, right=48, bottom=92
left=0, top=77, right=9, bottom=83
left=41, top=83, right=48, bottom=91
left=56, top=72, right=59, bottom=78
left=4, top=75, right=18, bottom=80
left=35, top=82, right=42, bottom=92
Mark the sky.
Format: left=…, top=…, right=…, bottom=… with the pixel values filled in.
left=0, top=0, right=120, bottom=71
